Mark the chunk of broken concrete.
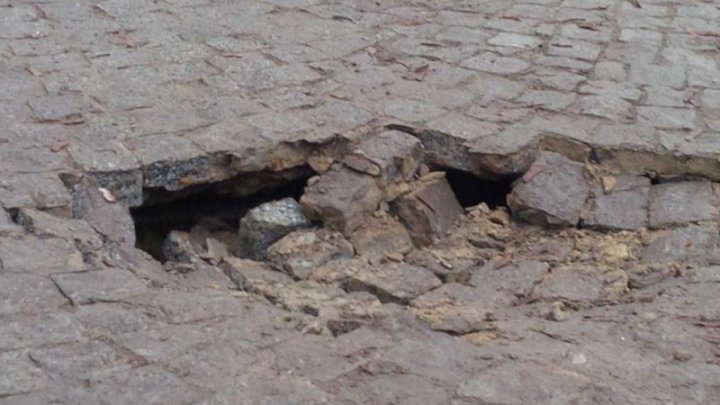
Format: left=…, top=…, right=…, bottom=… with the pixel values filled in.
left=300, top=166, right=382, bottom=234
left=391, top=172, right=464, bottom=246
left=238, top=197, right=311, bottom=260
left=349, top=214, right=413, bottom=264
left=583, top=175, right=650, bottom=231
left=648, top=181, right=718, bottom=228
left=342, top=130, right=423, bottom=184
left=508, top=152, right=589, bottom=227
left=343, top=262, right=442, bottom=304
left=267, top=228, right=354, bottom=280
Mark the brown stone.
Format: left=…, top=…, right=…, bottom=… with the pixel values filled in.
left=391, top=173, right=464, bottom=246
left=342, top=130, right=423, bottom=184
left=267, top=228, right=355, bottom=280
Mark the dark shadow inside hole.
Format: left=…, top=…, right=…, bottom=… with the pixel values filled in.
left=443, top=169, right=515, bottom=209
left=131, top=168, right=313, bottom=262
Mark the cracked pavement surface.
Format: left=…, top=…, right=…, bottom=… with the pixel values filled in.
left=2, top=0, right=720, bottom=403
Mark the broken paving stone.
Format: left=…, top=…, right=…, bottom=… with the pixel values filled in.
left=163, top=230, right=203, bottom=263
left=416, top=305, right=495, bottom=335
left=300, top=166, right=382, bottom=235
left=583, top=175, right=650, bottom=231
left=267, top=228, right=354, bottom=280
left=641, top=224, right=718, bottom=264
left=238, top=197, right=311, bottom=260
left=342, top=130, right=423, bottom=184
left=532, top=265, right=628, bottom=306
left=15, top=208, right=103, bottom=252
left=71, top=176, right=136, bottom=248
left=648, top=181, right=718, bottom=228
left=221, top=257, right=293, bottom=295
left=349, top=214, right=413, bottom=264
left=405, top=235, right=487, bottom=280
left=266, top=280, right=347, bottom=316
left=343, top=262, right=442, bottom=305
left=50, top=269, right=150, bottom=305
left=391, top=172, right=464, bottom=246
left=468, top=261, right=549, bottom=307
left=507, top=152, right=589, bottom=227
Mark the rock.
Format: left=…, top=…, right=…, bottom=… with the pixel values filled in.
left=641, top=224, right=718, bottom=264
left=238, top=197, right=311, bottom=260
left=343, top=262, right=442, bottom=304
left=15, top=208, right=103, bottom=251
left=300, top=167, right=382, bottom=234
left=469, top=261, right=549, bottom=307
left=391, top=172, right=464, bottom=246
left=221, top=257, right=293, bottom=295
left=50, top=269, right=150, bottom=305
left=162, top=230, right=203, bottom=263
left=583, top=175, right=650, bottom=231
left=648, top=181, right=718, bottom=228
left=508, top=152, right=589, bottom=227
left=416, top=306, right=495, bottom=335
left=267, top=228, right=354, bottom=280
left=342, top=130, right=423, bottom=184
left=266, top=280, right=346, bottom=315
left=349, top=214, right=413, bottom=264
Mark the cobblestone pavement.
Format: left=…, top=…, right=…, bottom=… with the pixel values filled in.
left=2, top=0, right=720, bottom=403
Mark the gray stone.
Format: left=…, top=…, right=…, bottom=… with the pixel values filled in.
left=71, top=176, right=137, bottom=247
left=392, top=173, right=464, bottom=246
left=1, top=312, right=83, bottom=352
left=649, top=181, right=717, bottom=228
left=0, top=273, right=68, bottom=315
left=642, top=224, right=719, bottom=264
left=343, top=262, right=441, bottom=304
left=163, top=230, right=203, bottom=263
left=532, top=265, right=628, bottom=305
left=488, top=33, right=542, bottom=49
left=267, top=228, right=354, bottom=280
left=342, top=130, right=423, bottom=184
left=461, top=52, right=530, bottom=74
left=50, top=269, right=150, bottom=305
left=239, top=197, right=311, bottom=260
left=89, top=365, right=200, bottom=405
left=0, top=209, right=22, bottom=236
left=0, top=351, right=51, bottom=397
left=300, top=167, right=382, bottom=235
left=15, top=208, right=103, bottom=251
left=637, top=106, right=696, bottom=130
left=0, top=235, right=85, bottom=275
left=469, top=261, right=549, bottom=307
left=584, top=176, right=651, bottom=231
left=508, top=152, right=590, bottom=227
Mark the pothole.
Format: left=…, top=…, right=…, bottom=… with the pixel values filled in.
left=131, top=167, right=314, bottom=262
left=443, top=169, right=515, bottom=209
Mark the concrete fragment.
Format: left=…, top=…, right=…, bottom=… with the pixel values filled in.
left=238, top=197, right=311, bottom=260
left=648, top=181, right=718, bottom=228
left=267, top=228, right=354, bottom=280
left=300, top=167, right=382, bottom=234
left=391, top=172, right=464, bottom=246
left=343, top=262, right=442, bottom=304
left=508, top=152, right=589, bottom=227
left=349, top=214, right=413, bottom=263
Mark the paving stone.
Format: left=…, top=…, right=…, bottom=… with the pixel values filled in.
left=584, top=175, right=651, bottom=231
left=457, top=362, right=594, bottom=404
left=0, top=235, right=85, bottom=275
left=343, top=262, right=441, bottom=304
left=300, top=167, right=382, bottom=235
left=342, top=130, right=423, bottom=184
left=1, top=312, right=83, bottom=352
left=594, top=61, right=628, bottom=82
left=642, top=224, right=719, bottom=264
left=548, top=38, right=602, bottom=61
left=15, top=208, right=103, bottom=251
left=460, top=52, right=530, bottom=74
left=488, top=33, right=543, bottom=49
left=516, top=90, right=576, bottom=111
left=630, top=64, right=686, bottom=89
left=50, top=269, right=150, bottom=305
left=392, top=173, right=464, bottom=247
left=469, top=261, right=549, bottom=307
left=90, top=365, right=200, bottom=405
left=648, top=181, right=718, bottom=228
left=349, top=214, right=413, bottom=264
left=508, top=152, right=590, bottom=227
left=532, top=265, right=628, bottom=305
left=267, top=228, right=354, bottom=280
left=0, top=351, right=51, bottom=397
left=637, top=106, right=696, bottom=130
left=239, top=197, right=312, bottom=260
left=0, top=273, right=68, bottom=315
left=221, top=257, right=293, bottom=295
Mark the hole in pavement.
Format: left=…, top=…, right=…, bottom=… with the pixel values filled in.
left=131, top=167, right=313, bottom=262
left=444, top=169, right=515, bottom=209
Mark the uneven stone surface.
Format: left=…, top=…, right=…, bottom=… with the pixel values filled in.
left=3, top=0, right=720, bottom=402
left=267, top=228, right=354, bottom=280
